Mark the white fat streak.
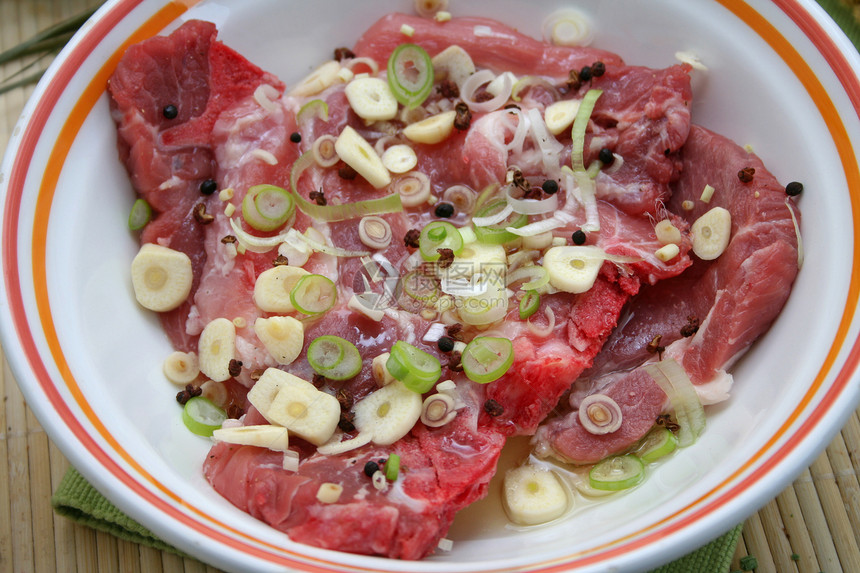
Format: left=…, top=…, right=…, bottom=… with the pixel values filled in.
left=250, top=148, right=279, bottom=165
left=386, top=477, right=428, bottom=513
left=473, top=25, right=519, bottom=41
left=158, top=175, right=183, bottom=190
left=184, top=304, right=203, bottom=336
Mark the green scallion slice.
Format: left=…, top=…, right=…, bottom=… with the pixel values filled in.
left=386, top=340, right=441, bottom=393
left=571, top=89, right=603, bottom=172
left=461, top=337, right=515, bottom=384
left=128, top=198, right=152, bottom=231
left=290, top=274, right=337, bottom=315
left=402, top=270, right=439, bottom=301
left=290, top=151, right=403, bottom=222
left=385, top=453, right=401, bottom=481
left=387, top=43, right=434, bottom=109
left=182, top=397, right=226, bottom=437
left=472, top=199, right=528, bottom=245
left=242, top=184, right=295, bottom=232
left=419, top=221, right=464, bottom=261
left=296, top=98, right=329, bottom=125
left=307, top=335, right=362, bottom=380
left=588, top=454, right=645, bottom=491
left=519, top=290, right=540, bottom=320
left=636, top=427, right=678, bottom=463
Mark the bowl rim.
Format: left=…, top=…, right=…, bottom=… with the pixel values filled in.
left=2, top=0, right=860, bottom=571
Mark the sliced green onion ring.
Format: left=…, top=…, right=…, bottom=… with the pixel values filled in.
left=128, top=198, right=152, bottom=231
left=472, top=199, right=528, bottom=245
left=506, top=265, right=549, bottom=291
left=419, top=221, right=464, bottom=261
left=461, top=337, right=515, bottom=384
left=519, top=290, right=540, bottom=320
left=571, top=89, right=603, bottom=172
left=387, top=43, right=434, bottom=109
left=242, top=184, right=296, bottom=232
left=290, top=274, right=337, bottom=314
left=402, top=270, right=439, bottom=301
left=474, top=182, right=502, bottom=212
left=385, top=453, right=401, bottom=481
left=182, top=396, right=227, bottom=437
left=643, top=359, right=705, bottom=447
left=290, top=151, right=403, bottom=222
left=296, top=98, right=330, bottom=125
left=588, top=454, right=645, bottom=491
left=636, top=427, right=678, bottom=463
left=386, top=340, right=441, bottom=393
left=308, top=335, right=362, bottom=380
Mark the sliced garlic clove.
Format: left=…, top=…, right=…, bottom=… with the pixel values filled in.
left=130, top=243, right=193, bottom=312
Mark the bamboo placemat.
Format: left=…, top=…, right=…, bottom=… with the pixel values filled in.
left=2, top=1, right=860, bottom=572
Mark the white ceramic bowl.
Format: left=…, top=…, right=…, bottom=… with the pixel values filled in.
left=2, top=0, right=859, bottom=571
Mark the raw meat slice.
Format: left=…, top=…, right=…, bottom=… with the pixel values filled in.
left=109, top=19, right=283, bottom=351
left=534, top=125, right=801, bottom=463
left=205, top=392, right=506, bottom=560
left=353, top=13, right=624, bottom=77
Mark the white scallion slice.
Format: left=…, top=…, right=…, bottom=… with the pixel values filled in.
left=542, top=8, right=594, bottom=47
left=461, top=69, right=512, bottom=113
left=643, top=359, right=705, bottom=447
left=392, top=171, right=432, bottom=207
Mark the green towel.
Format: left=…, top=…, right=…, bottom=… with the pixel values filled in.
left=50, top=0, right=857, bottom=570
left=51, top=466, right=187, bottom=557
left=53, top=465, right=741, bottom=571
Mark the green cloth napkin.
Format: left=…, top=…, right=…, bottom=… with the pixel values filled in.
left=53, top=466, right=741, bottom=571
left=52, top=466, right=186, bottom=557
left=50, top=0, right=856, bottom=570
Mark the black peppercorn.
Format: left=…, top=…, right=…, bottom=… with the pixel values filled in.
left=435, top=202, right=455, bottom=218
left=571, top=229, right=587, bottom=245
left=598, top=147, right=614, bottom=165
left=541, top=179, right=559, bottom=195
left=199, top=179, right=217, bottom=195
left=785, top=181, right=803, bottom=196
left=437, top=336, right=455, bottom=353
left=289, top=131, right=302, bottom=143
left=579, top=65, right=593, bottom=82
left=364, top=460, right=379, bottom=477
left=162, top=104, right=178, bottom=119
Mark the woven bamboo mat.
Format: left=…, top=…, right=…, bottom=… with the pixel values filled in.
left=2, top=2, right=860, bottom=572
